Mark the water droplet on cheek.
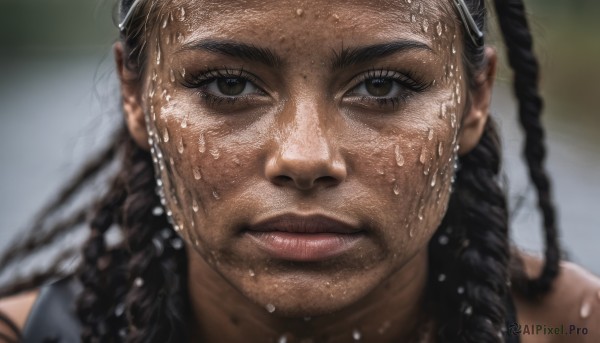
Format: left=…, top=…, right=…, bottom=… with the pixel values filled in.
left=249, top=269, right=255, bottom=277
left=438, top=142, right=444, bottom=157
left=169, top=69, right=176, bottom=83
left=428, top=128, right=434, bottom=141
left=198, top=133, right=206, bottom=153
left=179, top=7, right=186, bottom=21
left=212, top=190, right=220, bottom=200
left=296, top=8, right=304, bottom=16
left=422, top=19, right=429, bottom=33
left=580, top=301, right=592, bottom=319
left=192, top=198, right=199, bottom=212
left=436, top=21, right=443, bottom=36
left=393, top=182, right=400, bottom=195
left=210, top=148, right=220, bottom=159
left=394, top=145, right=405, bottom=167
left=181, top=114, right=188, bottom=128
left=419, top=148, right=427, bottom=164
left=163, top=128, right=170, bottom=142
left=193, top=166, right=202, bottom=180
left=177, top=137, right=184, bottom=154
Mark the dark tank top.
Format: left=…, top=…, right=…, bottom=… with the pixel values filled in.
left=22, top=277, right=522, bottom=342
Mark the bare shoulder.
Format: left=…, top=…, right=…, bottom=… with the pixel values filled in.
left=513, top=252, right=600, bottom=343
left=0, top=289, right=39, bottom=339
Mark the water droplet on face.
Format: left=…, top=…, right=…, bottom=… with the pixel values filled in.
left=457, top=286, right=465, bottom=294
left=436, top=21, right=443, bottom=36
left=181, top=114, right=188, bottom=128
left=169, top=69, right=176, bottom=83
left=177, top=137, right=184, bottom=154
left=430, top=173, right=437, bottom=187
left=580, top=301, right=592, bottom=319
left=428, top=128, right=434, bottom=141
left=198, top=133, right=206, bottom=153
left=411, top=14, right=416, bottom=23
left=419, top=148, right=427, bottom=164
left=352, top=329, right=362, bottom=341
left=418, top=205, right=424, bottom=221
left=421, top=19, right=429, bottom=33
left=163, top=128, right=170, bottom=142
left=179, top=7, right=186, bottom=21
left=452, top=43, right=457, bottom=55
left=278, top=335, right=287, bottom=343
left=210, top=148, right=220, bottom=159
left=192, top=198, right=199, bottom=212
left=418, top=3, right=424, bottom=14
left=438, top=273, right=446, bottom=282
left=249, top=269, right=255, bottom=277
left=193, top=166, right=202, bottom=180
left=265, top=303, right=276, bottom=313
left=394, top=145, right=405, bottom=167
left=156, top=44, right=162, bottom=65
left=212, top=190, right=221, bottom=200
left=296, top=8, right=304, bottom=16
left=393, top=182, right=400, bottom=195
left=438, top=142, right=444, bottom=157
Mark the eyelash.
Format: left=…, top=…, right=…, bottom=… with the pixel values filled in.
left=182, top=67, right=429, bottom=110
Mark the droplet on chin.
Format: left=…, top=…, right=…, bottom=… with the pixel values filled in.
left=192, top=198, right=199, bottom=212
left=394, top=145, right=405, bottom=167
left=193, top=166, right=202, bottom=180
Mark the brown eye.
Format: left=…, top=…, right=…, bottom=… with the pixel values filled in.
left=217, top=78, right=247, bottom=96
left=365, top=78, right=393, bottom=97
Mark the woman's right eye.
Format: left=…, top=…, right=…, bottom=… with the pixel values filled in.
left=204, top=77, right=261, bottom=97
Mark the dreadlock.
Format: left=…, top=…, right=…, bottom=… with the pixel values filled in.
left=0, top=0, right=561, bottom=342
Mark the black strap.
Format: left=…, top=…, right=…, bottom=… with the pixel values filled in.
left=21, top=277, right=82, bottom=343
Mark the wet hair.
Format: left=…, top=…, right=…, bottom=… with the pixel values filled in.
left=0, top=0, right=561, bottom=342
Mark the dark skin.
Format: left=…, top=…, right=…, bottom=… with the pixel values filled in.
left=1, top=0, right=599, bottom=342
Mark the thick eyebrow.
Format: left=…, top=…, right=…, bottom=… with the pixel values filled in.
left=331, top=41, right=432, bottom=70
left=178, top=39, right=282, bottom=68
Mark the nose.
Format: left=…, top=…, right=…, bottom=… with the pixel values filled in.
left=265, top=103, right=347, bottom=191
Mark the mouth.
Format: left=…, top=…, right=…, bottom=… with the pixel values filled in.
left=243, top=213, right=365, bottom=262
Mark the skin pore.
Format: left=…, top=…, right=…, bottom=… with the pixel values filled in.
left=119, top=0, right=490, bottom=341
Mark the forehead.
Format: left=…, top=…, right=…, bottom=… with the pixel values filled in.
left=153, top=0, right=457, bottom=47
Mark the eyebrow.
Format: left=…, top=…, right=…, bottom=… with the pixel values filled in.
left=178, top=39, right=431, bottom=70
left=331, top=41, right=432, bottom=70
left=179, top=39, right=283, bottom=68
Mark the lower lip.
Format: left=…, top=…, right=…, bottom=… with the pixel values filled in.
left=245, top=231, right=363, bottom=262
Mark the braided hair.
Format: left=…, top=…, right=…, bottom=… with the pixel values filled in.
left=0, top=0, right=560, bottom=342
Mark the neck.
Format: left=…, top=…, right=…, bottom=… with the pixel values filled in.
left=186, top=249, right=431, bottom=343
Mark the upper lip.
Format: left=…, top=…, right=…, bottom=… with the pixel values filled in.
left=246, top=213, right=362, bottom=234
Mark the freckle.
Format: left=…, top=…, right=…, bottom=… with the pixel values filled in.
left=193, top=166, right=202, bottom=180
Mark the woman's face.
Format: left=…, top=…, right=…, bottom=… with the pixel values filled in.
left=130, top=0, right=472, bottom=316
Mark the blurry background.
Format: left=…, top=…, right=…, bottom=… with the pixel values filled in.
left=0, top=0, right=598, bottom=278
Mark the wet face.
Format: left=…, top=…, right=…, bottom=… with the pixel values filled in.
left=135, top=0, right=468, bottom=317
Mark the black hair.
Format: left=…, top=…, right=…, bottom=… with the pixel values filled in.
left=0, top=0, right=560, bottom=342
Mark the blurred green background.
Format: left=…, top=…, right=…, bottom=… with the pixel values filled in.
left=0, top=1, right=598, bottom=276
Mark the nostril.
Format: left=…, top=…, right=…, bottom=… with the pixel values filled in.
left=273, top=175, right=293, bottom=186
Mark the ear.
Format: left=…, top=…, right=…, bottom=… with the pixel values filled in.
left=457, top=47, right=497, bottom=156
left=114, top=42, right=150, bottom=150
